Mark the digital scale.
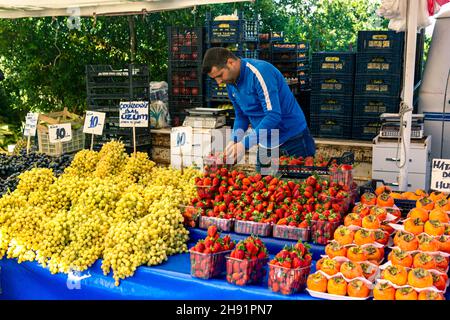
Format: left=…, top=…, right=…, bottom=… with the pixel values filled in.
left=183, top=108, right=227, bottom=129
left=379, top=113, right=425, bottom=139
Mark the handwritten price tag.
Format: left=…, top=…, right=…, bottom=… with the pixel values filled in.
left=83, top=111, right=105, bottom=135
left=24, top=112, right=39, bottom=137
left=49, top=123, right=72, bottom=143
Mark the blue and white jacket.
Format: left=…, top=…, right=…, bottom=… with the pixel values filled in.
left=227, top=58, right=308, bottom=149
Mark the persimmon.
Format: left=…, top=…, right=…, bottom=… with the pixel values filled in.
left=408, top=208, right=429, bottom=223
left=437, top=235, right=450, bottom=254
left=375, top=185, right=391, bottom=196
left=373, top=282, right=395, bottom=300
left=418, top=290, right=445, bottom=300
left=340, top=261, right=363, bottom=280
left=360, top=262, right=377, bottom=280
left=347, top=246, right=368, bottom=262
left=362, top=214, right=381, bottom=230
left=354, top=229, right=375, bottom=246
left=374, top=230, right=390, bottom=245
left=393, top=231, right=408, bottom=247
left=413, top=252, right=436, bottom=270
left=377, top=192, right=394, bottom=207
left=415, top=189, right=428, bottom=197
left=435, top=198, right=450, bottom=211
left=408, top=268, right=433, bottom=288
left=318, top=258, right=341, bottom=276
left=370, top=207, right=388, bottom=222
left=307, top=272, right=328, bottom=292
left=390, top=192, right=404, bottom=200
left=347, top=279, right=370, bottom=298
left=429, top=209, right=449, bottom=224
left=431, top=272, right=448, bottom=291
left=429, top=191, right=447, bottom=203
left=316, top=257, right=325, bottom=271
left=381, top=221, right=395, bottom=235
left=398, top=233, right=419, bottom=251
left=416, top=197, right=434, bottom=211
left=424, top=220, right=445, bottom=236
left=382, top=265, right=408, bottom=286
left=325, top=242, right=348, bottom=259
left=404, top=217, right=424, bottom=235
left=364, top=245, right=384, bottom=263
left=403, top=191, right=420, bottom=201
left=434, top=255, right=449, bottom=272
left=388, top=248, right=413, bottom=268
left=445, top=224, right=450, bottom=236
left=353, top=203, right=371, bottom=217
left=327, top=276, right=347, bottom=296
left=361, top=192, right=377, bottom=206
left=344, top=213, right=362, bottom=227
left=418, top=234, right=440, bottom=252
left=395, top=287, right=418, bottom=300
left=333, top=226, right=354, bottom=246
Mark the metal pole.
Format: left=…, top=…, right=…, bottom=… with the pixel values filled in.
left=399, top=0, right=418, bottom=191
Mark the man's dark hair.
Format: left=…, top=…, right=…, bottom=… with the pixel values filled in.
left=202, top=47, right=238, bottom=74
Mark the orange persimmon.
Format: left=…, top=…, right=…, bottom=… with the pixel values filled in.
left=435, top=198, right=450, bottom=211
left=307, top=272, right=328, bottom=293
left=431, top=272, right=448, bottom=291
left=437, top=235, right=450, bottom=253
left=393, top=231, right=408, bottom=247
left=377, top=192, right=395, bottom=207
left=364, top=245, right=384, bottom=263
left=429, top=209, right=449, bottom=224
left=347, top=246, right=368, bottom=262
left=403, top=191, right=420, bottom=201
left=362, top=214, right=381, bottom=230
left=374, top=230, right=390, bottom=245
left=424, top=220, right=445, bottom=236
left=344, top=213, right=362, bottom=227
left=415, top=189, right=428, bottom=197
left=333, top=226, right=354, bottom=246
left=416, top=197, right=435, bottom=211
left=325, top=242, right=348, bottom=259
left=382, top=265, right=408, bottom=286
left=429, top=191, right=447, bottom=203
left=340, top=261, right=363, bottom=280
left=359, top=262, right=377, bottom=280
left=408, top=268, right=433, bottom=288
left=354, top=229, right=375, bottom=246
left=434, top=255, right=449, bottom=272
left=395, top=287, right=418, bottom=300
left=404, top=218, right=424, bottom=236
left=347, top=279, right=370, bottom=298
left=388, top=248, right=413, bottom=268
left=327, top=276, right=347, bottom=296
left=373, top=282, right=396, bottom=300
left=408, top=207, right=429, bottom=223
left=418, top=234, right=440, bottom=252
left=418, top=290, right=445, bottom=300
left=318, top=258, right=341, bottom=276
left=353, top=203, right=371, bottom=217
left=390, top=192, right=404, bottom=200
left=413, top=252, right=437, bottom=270
left=381, top=220, right=395, bottom=235
left=375, top=185, right=391, bottom=196
left=370, top=207, right=388, bottom=222
left=361, top=192, right=377, bottom=206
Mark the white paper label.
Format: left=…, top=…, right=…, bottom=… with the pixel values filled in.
left=171, top=126, right=193, bottom=155
left=49, top=123, right=72, bottom=143
left=431, top=159, right=450, bottom=193
left=119, top=101, right=149, bottom=128
left=83, top=111, right=105, bottom=135
left=24, top=112, right=39, bottom=137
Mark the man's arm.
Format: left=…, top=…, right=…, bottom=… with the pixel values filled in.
left=242, top=65, right=282, bottom=149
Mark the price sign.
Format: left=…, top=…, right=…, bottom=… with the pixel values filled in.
left=83, top=111, right=105, bottom=135
left=24, top=112, right=39, bottom=137
left=171, top=126, right=192, bottom=155
left=49, top=123, right=72, bottom=143
left=119, top=101, right=149, bottom=128
left=431, top=159, right=450, bottom=193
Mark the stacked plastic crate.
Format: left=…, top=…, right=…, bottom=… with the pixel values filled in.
left=167, top=27, right=205, bottom=127
left=204, top=11, right=259, bottom=119
left=257, top=31, right=284, bottom=63
left=310, top=52, right=356, bottom=139
left=352, top=31, right=405, bottom=140
left=85, top=64, right=151, bottom=153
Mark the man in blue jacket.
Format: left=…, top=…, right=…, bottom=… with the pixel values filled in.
left=202, top=47, right=315, bottom=165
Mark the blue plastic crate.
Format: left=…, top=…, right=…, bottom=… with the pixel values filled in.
left=351, top=116, right=383, bottom=140
left=356, top=52, right=403, bottom=75
left=310, top=115, right=352, bottom=139
left=207, top=18, right=258, bottom=43
left=311, top=73, right=354, bottom=96
left=312, top=52, right=356, bottom=74
left=206, top=78, right=229, bottom=101
left=354, top=74, right=402, bottom=97
left=353, top=95, right=400, bottom=118
left=357, top=30, right=405, bottom=54
left=310, top=94, right=353, bottom=117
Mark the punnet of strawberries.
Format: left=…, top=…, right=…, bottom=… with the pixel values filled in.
left=268, top=241, right=313, bottom=295
left=190, top=226, right=236, bottom=279
left=226, top=235, right=269, bottom=286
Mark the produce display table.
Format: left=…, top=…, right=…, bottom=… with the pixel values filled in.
left=0, top=228, right=324, bottom=300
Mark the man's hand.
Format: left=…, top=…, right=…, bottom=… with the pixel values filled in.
left=225, top=141, right=245, bottom=164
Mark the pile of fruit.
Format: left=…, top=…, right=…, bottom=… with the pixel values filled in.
left=0, top=141, right=201, bottom=285
left=226, top=236, right=269, bottom=286
left=0, top=151, right=73, bottom=196
left=268, top=241, right=312, bottom=295
left=190, top=226, right=236, bottom=279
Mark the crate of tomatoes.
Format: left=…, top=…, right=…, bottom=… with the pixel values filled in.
left=268, top=241, right=312, bottom=295
left=190, top=226, right=236, bottom=279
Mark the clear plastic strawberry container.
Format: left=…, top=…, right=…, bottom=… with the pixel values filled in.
left=190, top=249, right=231, bottom=279
left=268, top=263, right=312, bottom=295
left=272, top=224, right=310, bottom=241
left=199, top=216, right=234, bottom=232
left=311, top=220, right=341, bottom=245
left=226, top=256, right=269, bottom=286
left=234, top=220, right=272, bottom=237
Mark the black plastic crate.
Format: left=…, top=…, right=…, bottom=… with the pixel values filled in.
left=356, top=52, right=403, bottom=75
left=206, top=12, right=258, bottom=43
left=272, top=42, right=309, bottom=52
left=169, top=111, right=189, bottom=127
left=357, top=30, right=405, bottom=54
left=353, top=95, right=400, bottom=118
left=258, top=49, right=272, bottom=61
left=354, top=74, right=402, bottom=97
left=274, top=61, right=309, bottom=71
left=259, top=31, right=284, bottom=43
left=92, top=131, right=151, bottom=148
left=86, top=65, right=149, bottom=86
left=312, top=52, right=356, bottom=74
left=169, top=95, right=203, bottom=108
left=87, top=87, right=149, bottom=100
left=272, top=51, right=309, bottom=62
left=311, top=73, right=354, bottom=96
left=310, top=115, right=352, bottom=139
left=168, top=65, right=203, bottom=98
left=168, top=27, right=204, bottom=66
left=310, top=94, right=353, bottom=117
left=206, top=78, right=229, bottom=101
left=351, top=116, right=382, bottom=140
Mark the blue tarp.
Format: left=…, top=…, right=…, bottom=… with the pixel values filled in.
left=0, top=228, right=323, bottom=300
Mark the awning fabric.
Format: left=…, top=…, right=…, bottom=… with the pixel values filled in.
left=0, top=0, right=251, bottom=18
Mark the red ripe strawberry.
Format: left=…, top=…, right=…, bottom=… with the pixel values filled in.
left=282, top=260, right=292, bottom=268
left=245, top=241, right=257, bottom=256
left=235, top=249, right=245, bottom=260
left=196, top=242, right=205, bottom=253
left=207, top=225, right=217, bottom=237
left=213, top=242, right=222, bottom=252
left=292, top=257, right=301, bottom=268
left=295, top=242, right=306, bottom=256
left=203, top=178, right=212, bottom=186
